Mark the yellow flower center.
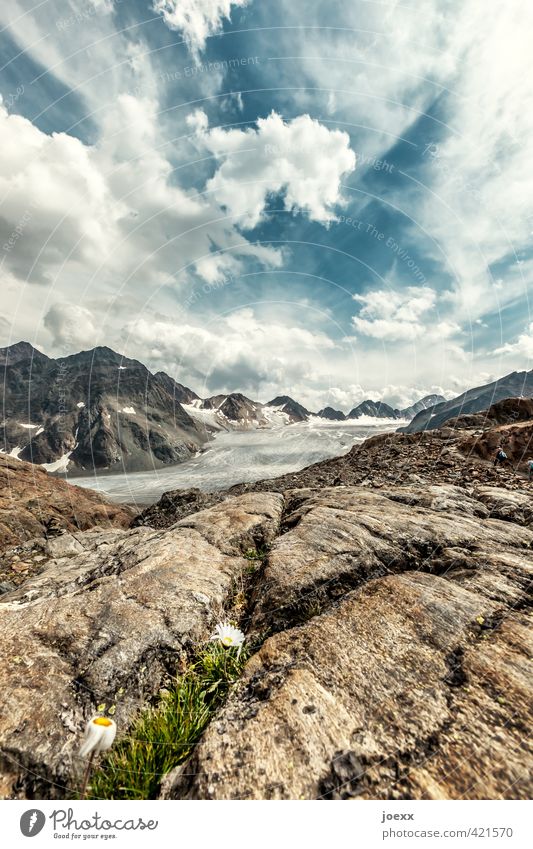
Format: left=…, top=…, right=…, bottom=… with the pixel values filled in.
left=93, top=716, right=113, bottom=727
left=221, top=636, right=233, bottom=646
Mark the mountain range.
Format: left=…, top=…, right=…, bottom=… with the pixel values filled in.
left=401, top=370, right=533, bottom=433
left=0, top=341, right=530, bottom=474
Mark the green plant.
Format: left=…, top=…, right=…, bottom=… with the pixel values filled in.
left=87, top=642, right=248, bottom=800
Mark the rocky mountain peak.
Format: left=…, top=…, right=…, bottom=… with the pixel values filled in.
left=0, top=340, right=50, bottom=366
left=317, top=407, right=346, bottom=421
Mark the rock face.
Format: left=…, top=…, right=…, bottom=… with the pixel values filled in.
left=218, top=393, right=264, bottom=425
left=162, top=485, right=533, bottom=801
left=153, top=372, right=199, bottom=405
left=403, top=371, right=533, bottom=433
left=0, top=454, right=134, bottom=556
left=0, top=493, right=284, bottom=799
left=0, top=342, right=206, bottom=473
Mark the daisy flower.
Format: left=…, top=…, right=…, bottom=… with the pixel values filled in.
left=210, top=621, right=245, bottom=656
left=79, top=715, right=117, bottom=758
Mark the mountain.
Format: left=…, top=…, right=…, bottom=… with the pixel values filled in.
left=265, top=395, right=311, bottom=423
left=401, top=370, right=533, bottom=433
left=0, top=343, right=207, bottom=473
left=218, top=393, right=264, bottom=424
left=200, top=394, right=227, bottom=410
left=347, top=400, right=401, bottom=420
left=399, top=393, right=445, bottom=420
left=317, top=406, right=346, bottom=421
left=185, top=393, right=267, bottom=431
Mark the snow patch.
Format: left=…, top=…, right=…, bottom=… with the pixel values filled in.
left=76, top=402, right=85, bottom=408
left=342, top=414, right=409, bottom=426
left=41, top=452, right=74, bottom=473
left=18, top=422, right=39, bottom=429
left=182, top=404, right=225, bottom=430
left=121, top=406, right=136, bottom=415
left=0, top=445, right=24, bottom=459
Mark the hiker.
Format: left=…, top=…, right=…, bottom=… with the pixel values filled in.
left=528, top=459, right=533, bottom=481
left=494, top=447, right=508, bottom=467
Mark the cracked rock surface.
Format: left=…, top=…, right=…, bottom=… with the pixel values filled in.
left=162, top=485, right=533, bottom=801
left=1, top=479, right=532, bottom=801
left=0, top=493, right=283, bottom=799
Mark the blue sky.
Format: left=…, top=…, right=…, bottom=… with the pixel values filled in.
left=0, top=0, right=532, bottom=411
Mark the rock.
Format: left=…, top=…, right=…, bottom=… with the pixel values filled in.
left=0, top=492, right=284, bottom=799
left=162, top=486, right=533, bottom=801
left=45, top=534, right=85, bottom=559
left=249, top=486, right=532, bottom=634
left=475, top=487, right=533, bottom=526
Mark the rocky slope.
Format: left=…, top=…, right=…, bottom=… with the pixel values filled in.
left=1, top=343, right=206, bottom=474
left=1, top=480, right=531, bottom=800
left=0, top=454, right=135, bottom=592
left=163, top=486, right=532, bottom=801
left=403, top=370, right=533, bottom=433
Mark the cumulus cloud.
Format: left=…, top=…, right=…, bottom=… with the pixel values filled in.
left=0, top=100, right=119, bottom=285
left=153, top=0, right=249, bottom=56
left=352, top=286, right=459, bottom=342
left=0, top=93, right=283, bottom=292
left=192, top=110, right=356, bottom=228
left=44, top=303, right=100, bottom=350
left=494, top=323, right=533, bottom=360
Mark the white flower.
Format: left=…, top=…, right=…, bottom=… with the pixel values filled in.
left=79, top=716, right=117, bottom=758
left=210, top=621, right=245, bottom=655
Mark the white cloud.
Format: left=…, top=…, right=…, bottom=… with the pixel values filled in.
left=124, top=307, right=336, bottom=400
left=494, top=323, right=533, bottom=360
left=352, top=286, right=459, bottom=342
left=0, top=91, right=283, bottom=295
left=0, top=100, right=119, bottom=285
left=395, top=2, right=533, bottom=322
left=153, top=0, right=249, bottom=56
left=192, top=110, right=356, bottom=228
left=44, top=303, right=100, bottom=350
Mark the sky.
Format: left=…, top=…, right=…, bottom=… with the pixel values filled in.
left=0, top=0, right=532, bottom=412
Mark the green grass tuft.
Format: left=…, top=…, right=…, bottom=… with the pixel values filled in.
left=87, top=642, right=248, bottom=800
